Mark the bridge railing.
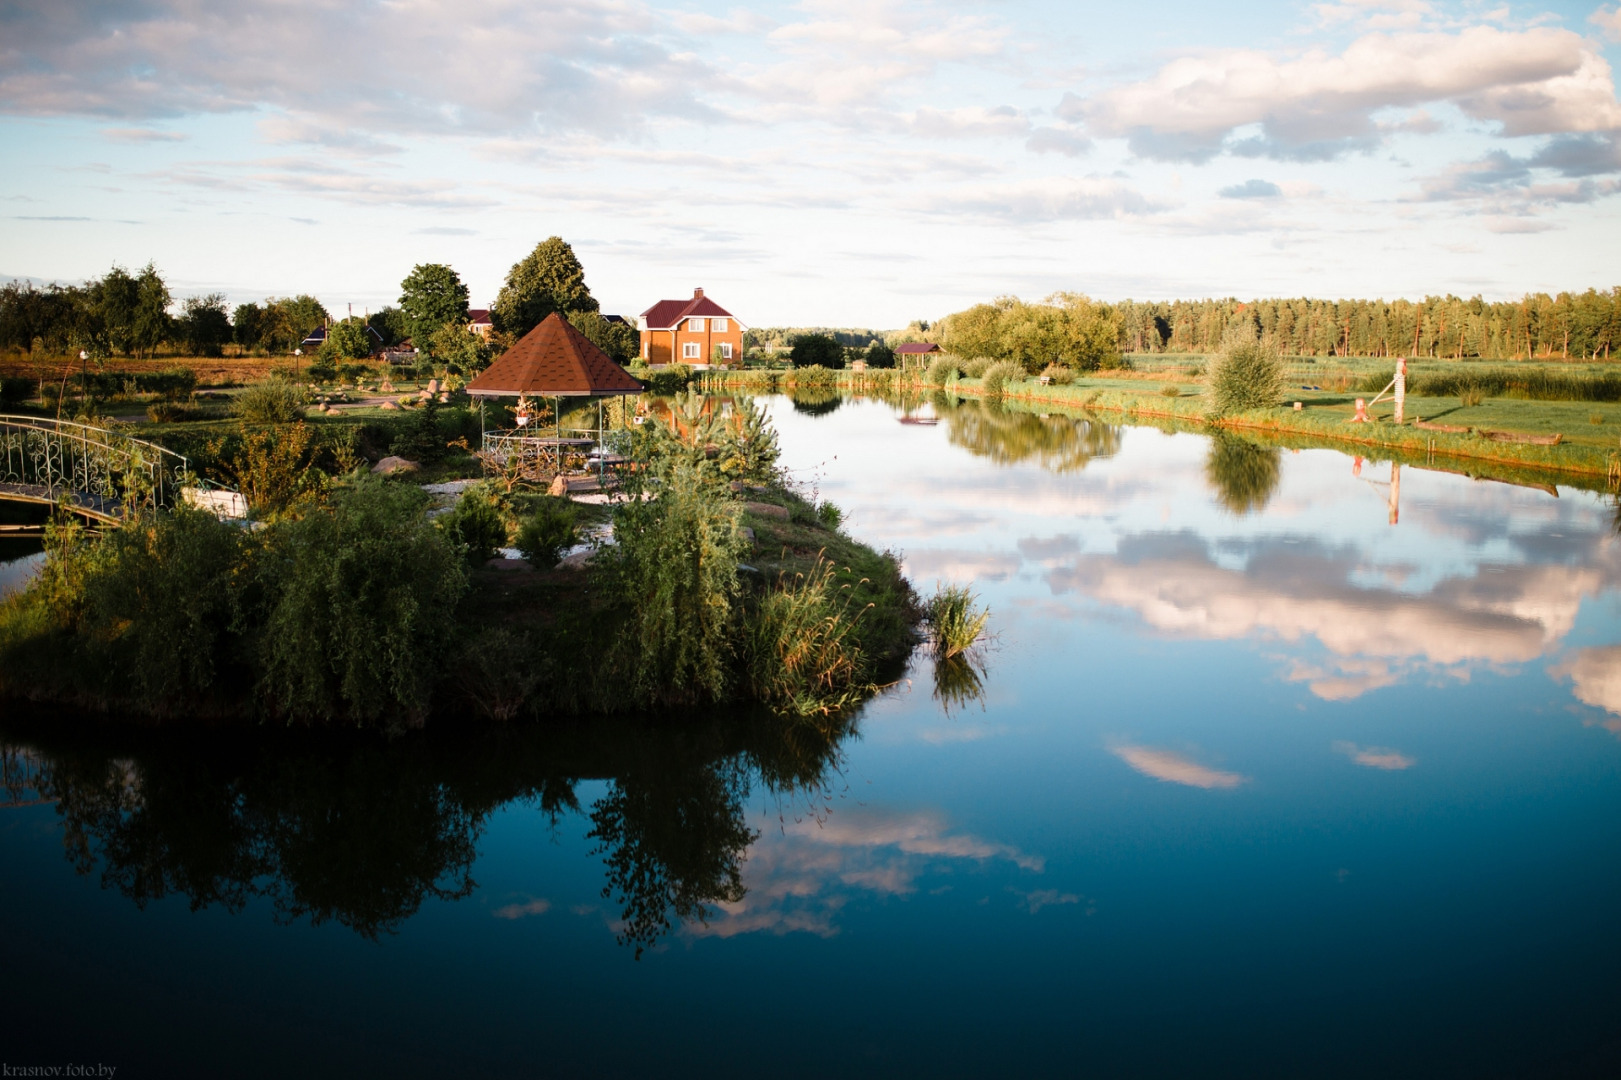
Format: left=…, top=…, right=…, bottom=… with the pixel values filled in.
left=0, top=414, right=193, bottom=519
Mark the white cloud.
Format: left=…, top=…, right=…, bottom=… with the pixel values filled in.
left=1069, top=25, right=1621, bottom=162
left=1592, top=6, right=1621, bottom=44
left=492, top=898, right=551, bottom=919
left=1551, top=645, right=1621, bottom=734
left=1332, top=740, right=1416, bottom=769
left=1111, top=745, right=1247, bottom=789
left=100, top=127, right=187, bottom=143
left=925, top=176, right=1170, bottom=223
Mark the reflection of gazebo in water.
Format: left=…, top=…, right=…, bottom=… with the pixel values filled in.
left=466, top=313, right=643, bottom=476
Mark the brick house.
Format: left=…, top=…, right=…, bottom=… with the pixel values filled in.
left=638, top=288, right=745, bottom=367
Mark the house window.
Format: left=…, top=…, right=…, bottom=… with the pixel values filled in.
left=683, top=342, right=701, bottom=359
left=719, top=342, right=733, bottom=360
left=688, top=317, right=705, bottom=332
left=712, top=318, right=728, bottom=332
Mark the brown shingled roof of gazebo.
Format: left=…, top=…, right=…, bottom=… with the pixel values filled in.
left=466, top=313, right=643, bottom=398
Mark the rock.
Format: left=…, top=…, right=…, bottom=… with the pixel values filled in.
left=427, top=378, right=442, bottom=393
left=558, top=549, right=594, bottom=571
left=379, top=400, right=400, bottom=411
left=548, top=474, right=568, bottom=497
left=372, top=455, right=420, bottom=476
left=743, top=501, right=790, bottom=521
left=437, top=393, right=450, bottom=403
left=483, top=557, right=533, bottom=572
left=740, top=526, right=755, bottom=543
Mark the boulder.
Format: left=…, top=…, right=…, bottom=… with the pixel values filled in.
left=558, top=549, right=595, bottom=571
left=483, top=557, right=533, bottom=572
left=372, top=455, right=420, bottom=476
left=427, top=378, right=442, bottom=394
left=379, top=400, right=400, bottom=411
left=743, top=501, right=790, bottom=521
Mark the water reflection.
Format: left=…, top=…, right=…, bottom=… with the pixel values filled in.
left=941, top=399, right=1122, bottom=473
left=0, top=707, right=859, bottom=953
left=1204, top=433, right=1281, bottom=515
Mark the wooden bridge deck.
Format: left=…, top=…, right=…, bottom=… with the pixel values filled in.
left=0, top=482, right=123, bottom=523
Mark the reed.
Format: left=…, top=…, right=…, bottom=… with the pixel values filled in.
left=925, top=583, right=989, bottom=658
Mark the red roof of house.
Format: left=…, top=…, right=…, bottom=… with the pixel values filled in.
left=895, top=342, right=941, bottom=354
left=466, top=313, right=642, bottom=398
left=468, top=308, right=492, bottom=324
left=640, top=288, right=741, bottom=329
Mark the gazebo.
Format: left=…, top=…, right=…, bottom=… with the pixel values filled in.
left=465, top=313, right=643, bottom=476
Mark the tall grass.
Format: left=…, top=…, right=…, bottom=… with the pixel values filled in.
left=234, top=376, right=308, bottom=423
left=924, top=355, right=962, bottom=386
left=1356, top=367, right=1621, bottom=402
left=925, top=584, right=989, bottom=658
left=744, top=558, right=873, bottom=716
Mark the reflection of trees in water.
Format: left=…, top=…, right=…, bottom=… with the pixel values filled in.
left=942, top=401, right=1122, bottom=473
left=2, top=707, right=858, bottom=951
left=1204, top=433, right=1282, bottom=515
left=789, top=389, right=843, bottom=416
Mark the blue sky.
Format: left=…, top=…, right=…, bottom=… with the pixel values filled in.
left=1, top=0, right=1618, bottom=326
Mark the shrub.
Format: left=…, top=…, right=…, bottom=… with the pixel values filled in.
left=1460, top=386, right=1485, bottom=408
left=306, top=360, right=337, bottom=382
left=981, top=360, right=1022, bottom=398
left=233, top=377, right=308, bottom=423
left=926, top=584, right=989, bottom=659
left=1206, top=329, right=1284, bottom=417
left=146, top=401, right=198, bottom=422
left=816, top=501, right=844, bottom=529
left=962, top=357, right=993, bottom=378
left=1161, top=384, right=1182, bottom=397
left=1039, top=363, right=1075, bottom=385
left=224, top=422, right=327, bottom=516
left=515, top=497, right=578, bottom=568
left=865, top=341, right=896, bottom=369
left=339, top=363, right=372, bottom=383
left=255, top=480, right=468, bottom=729
left=437, top=485, right=511, bottom=564
left=924, top=356, right=961, bottom=386
left=604, top=464, right=747, bottom=706
left=643, top=365, right=692, bottom=395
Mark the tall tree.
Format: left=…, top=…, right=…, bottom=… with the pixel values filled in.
left=491, top=237, right=598, bottom=337
left=566, top=311, right=637, bottom=365
left=397, top=264, right=470, bottom=345
left=177, top=294, right=232, bottom=357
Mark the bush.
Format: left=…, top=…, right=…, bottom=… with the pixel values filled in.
left=962, top=357, right=993, bottom=378
left=789, top=334, right=845, bottom=369
left=1206, top=329, right=1284, bottom=417
left=641, top=364, right=692, bottom=395
left=514, top=497, right=578, bottom=568
left=233, top=377, right=308, bottom=423
left=255, top=480, right=468, bottom=729
left=1161, top=384, right=1182, bottom=397
left=1039, top=363, right=1075, bottom=385
left=1204, top=433, right=1281, bottom=514
left=981, top=360, right=1022, bottom=398
left=604, top=464, right=747, bottom=706
left=437, top=485, right=511, bottom=564
left=225, top=422, right=327, bottom=516
left=816, top=501, right=843, bottom=529
left=70, top=508, right=252, bottom=707
left=306, top=360, right=337, bottom=382
left=924, top=356, right=961, bottom=386
left=147, top=401, right=199, bottom=422
left=339, top=363, right=373, bottom=383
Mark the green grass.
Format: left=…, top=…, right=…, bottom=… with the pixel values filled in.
left=925, top=584, right=989, bottom=659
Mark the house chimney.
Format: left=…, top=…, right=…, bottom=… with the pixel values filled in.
left=694, top=287, right=704, bottom=299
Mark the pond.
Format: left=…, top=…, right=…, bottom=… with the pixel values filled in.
left=5, top=394, right=1621, bottom=1078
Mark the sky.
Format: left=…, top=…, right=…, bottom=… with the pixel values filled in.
left=1, top=0, right=1619, bottom=327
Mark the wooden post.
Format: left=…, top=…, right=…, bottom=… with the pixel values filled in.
left=1389, top=463, right=1400, bottom=526
left=1393, top=357, right=1406, bottom=424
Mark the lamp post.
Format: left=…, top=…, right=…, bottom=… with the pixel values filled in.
left=294, top=348, right=303, bottom=382
left=79, top=349, right=88, bottom=406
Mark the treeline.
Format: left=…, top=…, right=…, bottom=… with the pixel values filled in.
left=1114, top=291, right=1621, bottom=360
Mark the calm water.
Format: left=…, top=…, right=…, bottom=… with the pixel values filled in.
left=5, top=395, right=1621, bottom=1078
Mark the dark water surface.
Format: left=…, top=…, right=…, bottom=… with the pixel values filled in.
left=5, top=395, right=1621, bottom=1078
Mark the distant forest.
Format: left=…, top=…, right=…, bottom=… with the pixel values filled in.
left=1110, top=291, right=1619, bottom=360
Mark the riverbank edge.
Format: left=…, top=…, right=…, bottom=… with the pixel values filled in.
left=699, top=369, right=1621, bottom=486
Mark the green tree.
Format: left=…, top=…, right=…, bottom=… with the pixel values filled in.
left=864, top=341, right=896, bottom=368
left=397, top=264, right=470, bottom=345
left=491, top=237, right=598, bottom=337
left=566, top=310, right=638, bottom=364
left=426, top=323, right=491, bottom=373
left=789, top=333, right=845, bottom=369
left=177, top=294, right=232, bottom=357
left=368, top=305, right=410, bottom=347
left=233, top=302, right=265, bottom=351
left=319, top=317, right=376, bottom=362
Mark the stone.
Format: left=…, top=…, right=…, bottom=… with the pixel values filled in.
left=427, top=378, right=442, bottom=394
left=743, top=501, right=790, bottom=521
left=483, top=556, right=533, bottom=572
left=548, top=474, right=568, bottom=497
left=372, top=455, right=420, bottom=475
left=558, top=549, right=594, bottom=571
left=437, top=393, right=450, bottom=403
left=379, top=400, right=400, bottom=411
left=740, top=526, right=755, bottom=543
